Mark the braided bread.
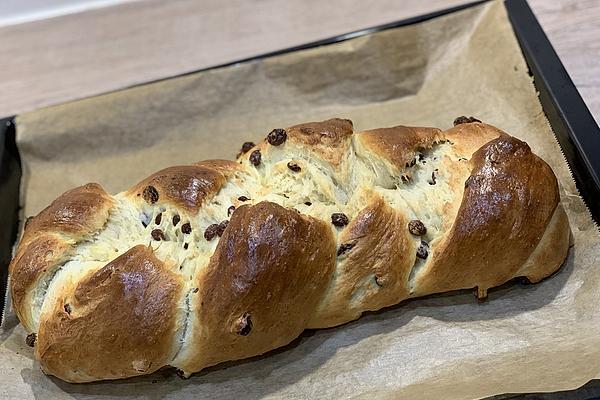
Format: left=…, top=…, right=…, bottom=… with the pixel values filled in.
left=9, top=118, right=570, bottom=383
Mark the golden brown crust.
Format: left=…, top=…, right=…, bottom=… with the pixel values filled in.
left=185, top=202, right=336, bottom=371
left=413, top=136, right=561, bottom=296
left=36, top=245, right=183, bottom=382
left=128, top=165, right=227, bottom=213
left=357, top=125, right=443, bottom=170
left=9, top=118, right=571, bottom=383
left=309, top=195, right=415, bottom=328
left=22, top=183, right=114, bottom=243
left=444, top=122, right=507, bottom=157
left=9, top=234, right=72, bottom=331
left=286, top=118, right=354, bottom=166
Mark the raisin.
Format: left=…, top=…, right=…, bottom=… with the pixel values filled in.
left=287, top=161, right=301, bottom=172
left=204, top=224, right=219, bottom=241
left=249, top=149, right=261, bottom=166
left=238, top=196, right=250, bottom=202
left=25, top=333, right=36, bottom=347
left=227, top=205, right=235, bottom=217
left=241, top=141, right=255, bottom=153
left=453, top=116, right=481, bottom=126
left=331, top=213, right=349, bottom=227
left=235, top=312, right=253, bottom=336
left=183, top=243, right=189, bottom=250
left=217, top=220, right=229, bottom=236
left=337, top=242, right=355, bottom=256
left=142, top=185, right=159, bottom=204
left=151, top=229, right=165, bottom=241
left=172, top=214, right=180, bottom=226
left=181, top=223, right=192, bottom=234
left=154, top=212, right=162, bottom=225
left=267, top=128, right=287, bottom=146
left=304, top=201, right=312, bottom=206
left=408, top=220, right=427, bottom=236
left=416, top=240, right=429, bottom=259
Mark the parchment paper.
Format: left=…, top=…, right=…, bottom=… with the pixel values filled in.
left=2, top=1, right=599, bottom=399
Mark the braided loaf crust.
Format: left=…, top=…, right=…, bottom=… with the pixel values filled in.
left=9, top=118, right=570, bottom=383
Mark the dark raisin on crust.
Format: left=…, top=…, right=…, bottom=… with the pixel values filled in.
left=217, top=220, right=229, bottom=236
left=151, top=229, right=166, bottom=241
left=416, top=240, right=429, bottom=259
left=241, top=141, right=255, bottom=153
left=453, top=116, right=481, bottom=126
left=172, top=214, right=181, bottom=226
left=238, top=196, right=250, bottom=202
left=181, top=223, right=192, bottom=234
left=25, top=333, right=36, bottom=347
left=337, top=242, right=355, bottom=256
left=267, top=128, right=287, bottom=146
left=249, top=150, right=262, bottom=166
left=408, top=220, right=427, bottom=236
left=142, top=185, right=159, bottom=204
left=64, top=303, right=72, bottom=314
left=227, top=205, right=236, bottom=217
left=331, top=213, right=350, bottom=227
left=204, top=224, right=219, bottom=241
left=154, top=212, right=162, bottom=225
left=235, top=312, right=253, bottom=336
left=287, top=161, right=301, bottom=172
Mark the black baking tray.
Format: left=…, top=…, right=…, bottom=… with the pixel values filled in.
left=1, top=0, right=598, bottom=397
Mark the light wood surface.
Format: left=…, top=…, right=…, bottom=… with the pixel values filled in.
left=0, top=0, right=598, bottom=125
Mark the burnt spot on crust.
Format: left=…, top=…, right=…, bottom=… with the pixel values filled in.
left=453, top=116, right=482, bottom=126
left=267, top=129, right=287, bottom=146
left=233, top=312, right=253, bottom=336
left=26, top=333, right=36, bottom=347
left=142, top=186, right=159, bottom=204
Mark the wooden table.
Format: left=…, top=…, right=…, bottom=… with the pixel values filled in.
left=0, top=0, right=598, bottom=125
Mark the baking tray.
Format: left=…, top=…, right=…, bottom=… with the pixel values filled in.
left=1, top=0, right=598, bottom=397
